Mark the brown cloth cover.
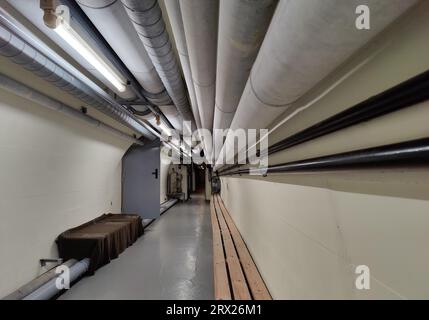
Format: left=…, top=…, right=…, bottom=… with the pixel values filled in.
left=56, top=214, right=143, bottom=274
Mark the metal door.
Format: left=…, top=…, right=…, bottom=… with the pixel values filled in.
left=122, top=141, right=160, bottom=219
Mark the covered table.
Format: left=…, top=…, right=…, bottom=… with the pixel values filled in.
left=56, top=214, right=143, bottom=274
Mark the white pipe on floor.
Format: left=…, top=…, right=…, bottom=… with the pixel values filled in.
left=23, top=258, right=90, bottom=300
left=2, top=260, right=78, bottom=300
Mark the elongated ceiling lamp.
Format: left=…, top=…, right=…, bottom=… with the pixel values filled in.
left=54, top=15, right=126, bottom=92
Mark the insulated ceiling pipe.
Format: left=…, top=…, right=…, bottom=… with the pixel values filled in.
left=214, top=0, right=418, bottom=170
left=159, top=105, right=184, bottom=132
left=0, top=74, right=143, bottom=145
left=9, top=0, right=173, bottom=128
left=180, top=0, right=218, bottom=133
left=0, top=16, right=156, bottom=140
left=76, top=0, right=171, bottom=106
left=163, top=0, right=201, bottom=130
left=213, top=0, right=277, bottom=159
left=121, top=0, right=196, bottom=132
left=163, top=0, right=208, bottom=161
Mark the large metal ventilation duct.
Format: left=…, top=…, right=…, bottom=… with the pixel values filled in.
left=213, top=0, right=277, bottom=159
left=180, top=0, right=218, bottom=132
left=0, top=12, right=157, bottom=140
left=163, top=0, right=201, bottom=130
left=76, top=0, right=171, bottom=106
left=214, top=0, right=418, bottom=170
left=120, top=0, right=196, bottom=131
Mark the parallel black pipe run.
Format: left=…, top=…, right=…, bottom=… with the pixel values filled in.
left=218, top=69, right=429, bottom=175
left=266, top=69, right=429, bottom=156
left=219, top=138, right=429, bottom=176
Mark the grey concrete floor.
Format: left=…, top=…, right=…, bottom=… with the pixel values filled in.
left=60, top=193, right=213, bottom=300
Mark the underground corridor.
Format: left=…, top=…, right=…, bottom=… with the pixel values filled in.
left=1, top=0, right=429, bottom=304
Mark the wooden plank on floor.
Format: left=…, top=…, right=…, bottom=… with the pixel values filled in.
left=214, top=195, right=251, bottom=300
left=210, top=198, right=231, bottom=300
left=216, top=195, right=272, bottom=300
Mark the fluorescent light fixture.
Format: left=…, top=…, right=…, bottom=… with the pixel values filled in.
left=54, top=17, right=126, bottom=92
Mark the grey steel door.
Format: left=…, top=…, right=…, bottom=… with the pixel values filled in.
left=122, top=141, right=160, bottom=219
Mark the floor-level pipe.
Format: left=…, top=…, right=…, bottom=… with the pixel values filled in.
left=2, top=259, right=77, bottom=300
left=23, top=258, right=90, bottom=300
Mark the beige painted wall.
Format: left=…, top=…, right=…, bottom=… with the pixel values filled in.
left=221, top=175, right=429, bottom=299
left=0, top=88, right=131, bottom=298
left=220, top=1, right=429, bottom=299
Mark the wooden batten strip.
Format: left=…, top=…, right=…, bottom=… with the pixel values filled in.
left=214, top=195, right=251, bottom=300
left=210, top=198, right=231, bottom=300
left=216, top=194, right=272, bottom=300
